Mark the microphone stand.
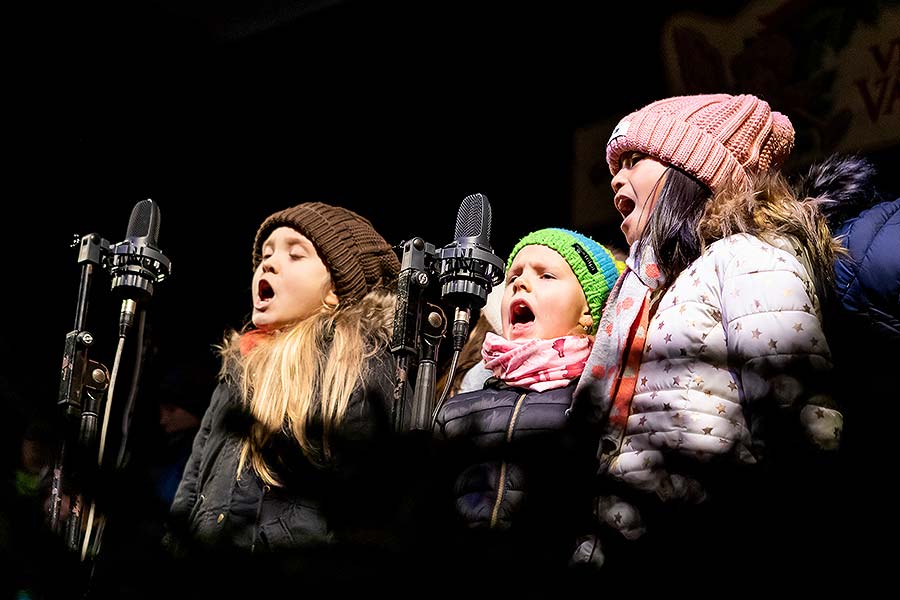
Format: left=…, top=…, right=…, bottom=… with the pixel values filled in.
left=408, top=303, right=446, bottom=432
left=390, top=237, right=439, bottom=433
left=49, top=200, right=171, bottom=595
left=50, top=233, right=112, bottom=559
left=391, top=194, right=505, bottom=433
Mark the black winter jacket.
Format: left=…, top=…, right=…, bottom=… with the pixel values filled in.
left=432, top=380, right=600, bottom=584
left=165, top=349, right=434, bottom=592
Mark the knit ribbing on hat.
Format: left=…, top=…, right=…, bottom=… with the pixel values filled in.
left=253, top=202, right=400, bottom=302
left=507, top=228, right=624, bottom=335
left=606, top=94, right=795, bottom=193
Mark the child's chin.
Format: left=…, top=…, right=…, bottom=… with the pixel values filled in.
left=251, top=314, right=276, bottom=331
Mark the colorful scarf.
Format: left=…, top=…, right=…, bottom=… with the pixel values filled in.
left=482, top=331, right=594, bottom=392
left=574, top=242, right=665, bottom=465
left=239, top=328, right=274, bottom=356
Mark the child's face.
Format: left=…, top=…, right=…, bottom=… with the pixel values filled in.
left=502, top=244, right=590, bottom=341
left=251, top=227, right=338, bottom=331
left=610, top=151, right=669, bottom=245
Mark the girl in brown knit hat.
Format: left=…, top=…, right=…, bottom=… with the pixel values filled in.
left=164, top=202, right=432, bottom=592
left=572, top=94, right=846, bottom=583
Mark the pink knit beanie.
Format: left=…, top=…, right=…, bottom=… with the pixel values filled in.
left=606, top=94, right=795, bottom=193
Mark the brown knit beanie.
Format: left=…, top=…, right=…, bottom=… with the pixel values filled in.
left=252, top=202, right=400, bottom=302
left=606, top=93, right=795, bottom=193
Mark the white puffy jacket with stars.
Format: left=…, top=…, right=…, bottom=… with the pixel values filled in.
left=603, top=232, right=842, bottom=501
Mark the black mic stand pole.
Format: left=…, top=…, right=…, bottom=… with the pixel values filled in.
left=50, top=233, right=112, bottom=557
left=409, top=303, right=446, bottom=432
left=390, top=237, right=437, bottom=433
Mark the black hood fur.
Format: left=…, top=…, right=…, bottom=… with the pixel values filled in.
left=794, top=153, right=880, bottom=229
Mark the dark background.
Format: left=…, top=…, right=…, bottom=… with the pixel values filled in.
left=2, top=0, right=713, bottom=419
left=2, top=0, right=898, bottom=595
left=6, top=0, right=898, bottom=417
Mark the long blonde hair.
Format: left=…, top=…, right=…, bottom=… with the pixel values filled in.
left=698, top=171, right=844, bottom=293
left=219, top=290, right=396, bottom=486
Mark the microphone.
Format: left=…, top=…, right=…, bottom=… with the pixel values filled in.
left=108, top=199, right=172, bottom=336
left=436, top=193, right=505, bottom=350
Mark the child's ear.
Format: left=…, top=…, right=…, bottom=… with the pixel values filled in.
left=578, top=310, right=593, bottom=331
left=324, top=287, right=339, bottom=308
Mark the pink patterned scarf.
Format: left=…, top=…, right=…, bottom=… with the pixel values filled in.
left=574, top=242, right=665, bottom=436
left=482, top=332, right=594, bottom=392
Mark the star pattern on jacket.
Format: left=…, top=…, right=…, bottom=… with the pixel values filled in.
left=592, top=232, right=842, bottom=509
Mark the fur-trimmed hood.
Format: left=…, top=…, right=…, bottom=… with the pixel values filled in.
left=794, top=153, right=880, bottom=230
left=698, top=170, right=841, bottom=295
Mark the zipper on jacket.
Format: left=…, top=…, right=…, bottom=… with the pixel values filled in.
left=250, top=483, right=270, bottom=553
left=490, top=392, right=527, bottom=528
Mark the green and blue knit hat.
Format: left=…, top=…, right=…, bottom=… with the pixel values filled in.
left=507, top=228, right=625, bottom=335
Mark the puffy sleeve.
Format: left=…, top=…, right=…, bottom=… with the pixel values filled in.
left=718, top=235, right=842, bottom=455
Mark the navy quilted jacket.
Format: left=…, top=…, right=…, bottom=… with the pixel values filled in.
left=432, top=381, right=599, bottom=576
left=834, top=197, right=900, bottom=348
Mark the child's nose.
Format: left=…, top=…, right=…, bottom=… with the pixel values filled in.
left=261, top=255, right=278, bottom=273
left=513, top=273, right=532, bottom=292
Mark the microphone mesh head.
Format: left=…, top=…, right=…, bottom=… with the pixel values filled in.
left=455, top=193, right=491, bottom=239
left=127, top=199, right=160, bottom=245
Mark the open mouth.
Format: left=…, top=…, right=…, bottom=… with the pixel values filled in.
left=258, top=279, right=275, bottom=302
left=510, top=300, right=535, bottom=328
left=615, top=195, right=635, bottom=219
